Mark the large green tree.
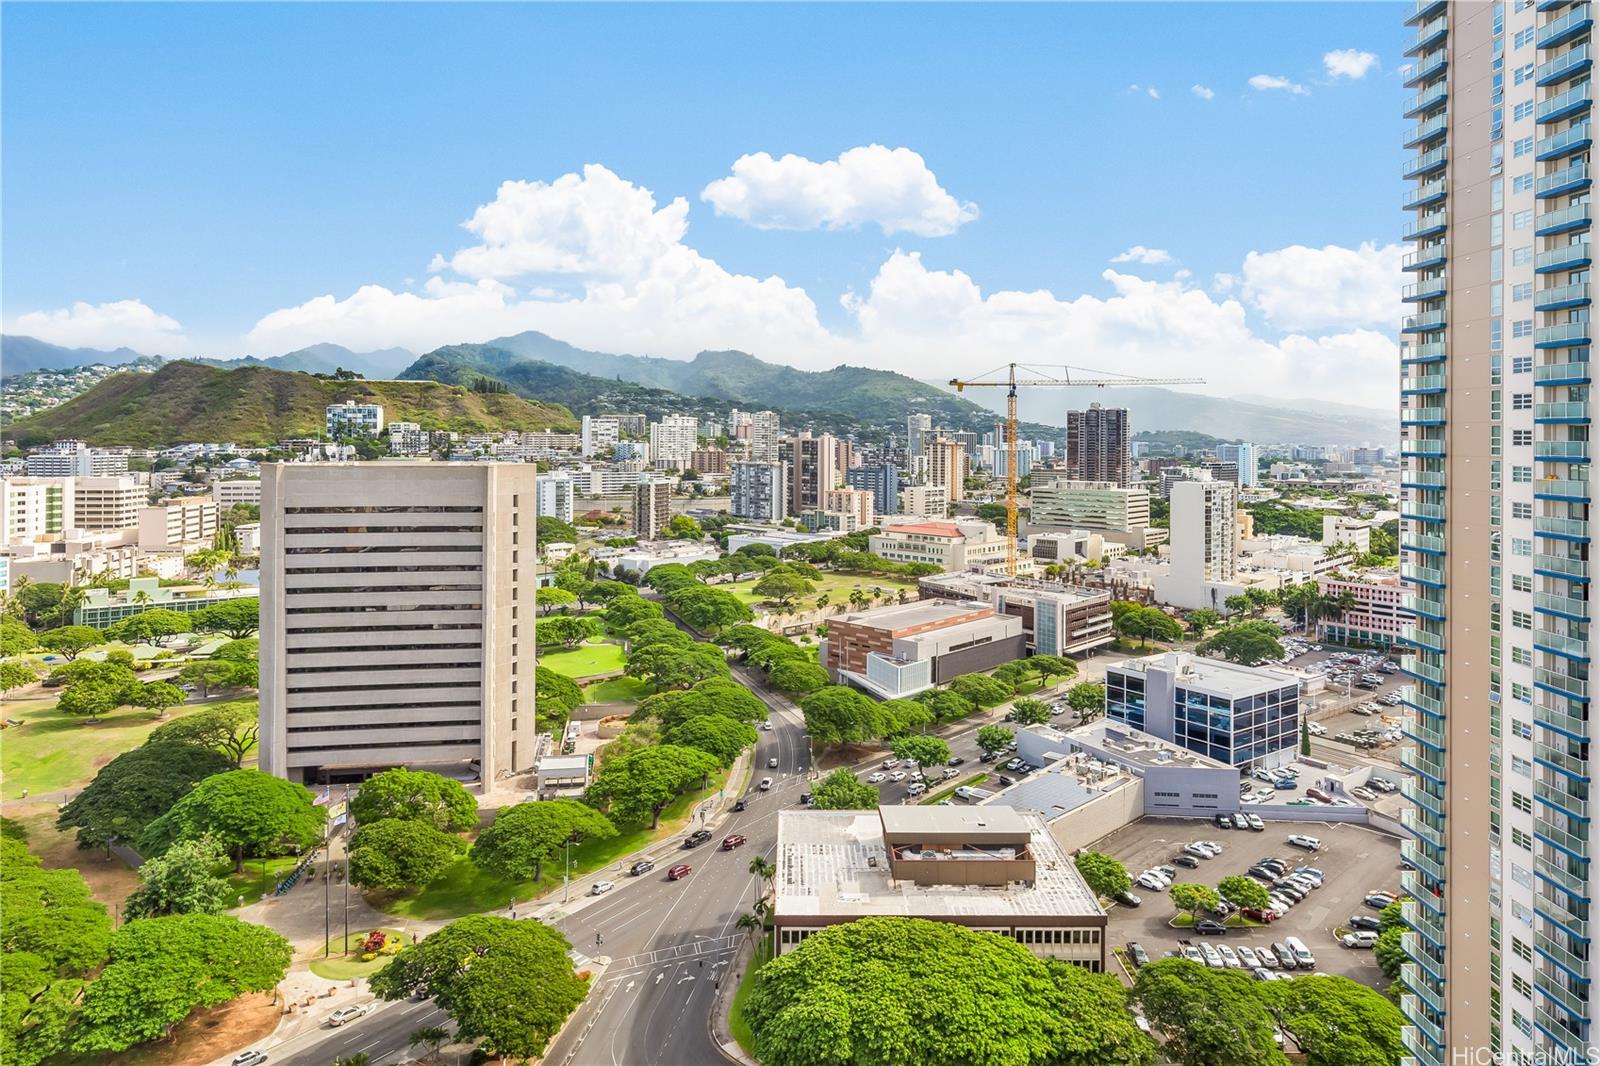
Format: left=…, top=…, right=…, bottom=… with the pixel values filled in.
left=890, top=734, right=951, bottom=784
left=2, top=836, right=113, bottom=975
left=36, top=625, right=103, bottom=660
left=1258, top=974, right=1404, bottom=1066
left=1046, top=959, right=1159, bottom=1066
left=123, top=835, right=235, bottom=919
left=106, top=608, right=190, bottom=647
left=1217, top=874, right=1272, bottom=912
left=71, top=913, right=291, bottom=1054
left=809, top=768, right=880, bottom=811
left=663, top=714, right=759, bottom=766
left=1009, top=697, right=1051, bottom=727
left=626, top=641, right=730, bottom=689
left=1065, top=681, right=1106, bottom=723
left=1, top=950, right=81, bottom=1066
left=751, top=571, right=815, bottom=609
left=350, top=767, right=479, bottom=832
left=1197, top=621, right=1286, bottom=667
left=766, top=658, right=829, bottom=696
left=744, top=916, right=1152, bottom=1066
left=948, top=672, right=1013, bottom=707
left=665, top=585, right=753, bottom=634
left=141, top=769, right=326, bottom=870
left=147, top=702, right=259, bottom=767
left=0, top=661, right=38, bottom=698
left=1132, top=959, right=1288, bottom=1066
left=57, top=741, right=233, bottom=850
left=0, top=617, right=38, bottom=658
left=191, top=598, right=260, bottom=640
left=1168, top=883, right=1221, bottom=922
left=586, top=745, right=719, bottom=828
left=1074, top=851, right=1132, bottom=899
left=976, top=724, right=1016, bottom=756
left=347, top=819, right=467, bottom=892
left=800, top=685, right=879, bottom=747
left=469, top=799, right=617, bottom=882
left=537, top=615, right=603, bottom=649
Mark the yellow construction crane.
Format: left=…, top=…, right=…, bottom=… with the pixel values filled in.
left=949, top=363, right=1205, bottom=574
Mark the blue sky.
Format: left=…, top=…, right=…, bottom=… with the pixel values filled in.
left=2, top=2, right=1410, bottom=406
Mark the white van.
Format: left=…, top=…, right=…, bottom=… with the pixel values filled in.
left=1285, top=935, right=1315, bottom=969
left=954, top=786, right=995, bottom=802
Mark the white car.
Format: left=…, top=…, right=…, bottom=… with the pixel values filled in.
left=1135, top=872, right=1167, bottom=891
left=1237, top=946, right=1262, bottom=969
left=865, top=771, right=887, bottom=784
left=590, top=880, right=615, bottom=896
left=1307, top=722, right=1327, bottom=736
left=1217, top=945, right=1242, bottom=968
left=1198, top=840, right=1224, bottom=853
left=907, top=782, right=927, bottom=796
left=1342, top=931, right=1379, bottom=949
left=1287, top=834, right=1322, bottom=850
left=327, top=1004, right=373, bottom=1027
left=882, top=758, right=899, bottom=769
left=888, top=770, right=907, bottom=782
left=1183, top=844, right=1216, bottom=860
left=760, top=721, right=773, bottom=730
left=1198, top=942, right=1224, bottom=968
left=942, top=767, right=960, bottom=779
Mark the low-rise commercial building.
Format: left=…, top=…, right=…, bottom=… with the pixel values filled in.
left=868, top=519, right=1009, bottom=574
left=388, top=422, right=431, bottom=456
left=24, top=441, right=128, bottom=477
left=1026, top=530, right=1125, bottom=565
left=916, top=572, right=1113, bottom=658
left=1105, top=651, right=1300, bottom=769
left=75, top=576, right=257, bottom=628
left=213, top=479, right=262, bottom=507
left=773, top=807, right=1106, bottom=968
left=822, top=599, right=1025, bottom=698
left=1316, top=569, right=1411, bottom=648
left=1321, top=515, right=1373, bottom=553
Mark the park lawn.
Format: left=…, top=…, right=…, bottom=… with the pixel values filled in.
left=583, top=676, right=653, bottom=704
left=539, top=640, right=628, bottom=680
left=229, top=854, right=301, bottom=907
left=307, top=929, right=416, bottom=980
left=718, top=572, right=918, bottom=610
left=728, top=937, right=773, bottom=1056
left=0, top=695, right=258, bottom=801
left=382, top=766, right=733, bottom=920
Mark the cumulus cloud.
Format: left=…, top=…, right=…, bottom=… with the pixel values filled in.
left=199, top=163, right=1403, bottom=407
left=1324, top=49, right=1379, bottom=79
left=6, top=299, right=189, bottom=352
left=1240, top=241, right=1404, bottom=331
left=1191, top=84, right=1216, bottom=100
left=1110, top=245, right=1174, bottom=265
left=1249, top=74, right=1309, bottom=95
left=700, top=145, right=977, bottom=237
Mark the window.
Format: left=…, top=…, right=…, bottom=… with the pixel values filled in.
left=1512, top=791, right=1532, bottom=814
left=1513, top=63, right=1534, bottom=85
left=1513, top=391, right=1533, bottom=410
left=1512, top=355, right=1533, bottom=374
left=1511, top=609, right=1532, bottom=629
left=1514, top=26, right=1535, bottom=48
left=1512, top=465, right=1532, bottom=482
left=1511, top=537, right=1532, bottom=556
left=1512, top=207, right=1534, bottom=228
left=1512, top=282, right=1533, bottom=302
left=1511, top=827, right=1533, bottom=852
left=1513, top=319, right=1534, bottom=338
left=1510, top=681, right=1532, bottom=703
left=1512, top=428, right=1533, bottom=446
left=1513, top=98, right=1534, bottom=120
left=1512, top=244, right=1533, bottom=264
left=1511, top=937, right=1533, bottom=963
left=1511, top=572, right=1532, bottom=592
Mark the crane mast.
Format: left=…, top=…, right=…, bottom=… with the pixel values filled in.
left=948, top=363, right=1206, bottom=575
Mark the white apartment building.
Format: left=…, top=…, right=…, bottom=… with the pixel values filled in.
left=25, top=441, right=129, bottom=477
left=905, top=413, right=932, bottom=459
left=580, top=415, right=621, bottom=457
left=325, top=402, right=385, bottom=438
left=1026, top=479, right=1166, bottom=550
left=388, top=421, right=431, bottom=456
left=535, top=472, right=576, bottom=525
left=1162, top=480, right=1237, bottom=611
left=258, top=462, right=537, bottom=785
left=748, top=410, right=782, bottom=463
left=234, top=522, right=262, bottom=555
left=730, top=461, right=787, bottom=523
left=1316, top=570, right=1411, bottom=649
left=213, top=479, right=263, bottom=507
left=897, top=482, right=948, bottom=519
left=1321, top=514, right=1373, bottom=553
left=138, top=497, right=219, bottom=551
left=1, top=477, right=71, bottom=545
left=868, top=519, right=1009, bottom=574
left=649, top=415, right=698, bottom=471
left=1215, top=442, right=1259, bottom=488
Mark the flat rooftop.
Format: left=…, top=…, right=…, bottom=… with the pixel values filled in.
left=981, top=765, right=1125, bottom=820
left=775, top=809, right=1103, bottom=920
left=1109, top=651, right=1299, bottom=698
left=878, top=804, right=1028, bottom=837
left=1035, top=722, right=1235, bottom=771
left=920, top=571, right=1111, bottom=606
left=836, top=598, right=989, bottom=630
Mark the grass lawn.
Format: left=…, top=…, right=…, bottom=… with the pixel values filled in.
left=1169, top=912, right=1264, bottom=929
left=539, top=640, right=628, bottom=680
left=728, top=936, right=773, bottom=1055
left=920, top=771, right=990, bottom=805
left=718, top=572, right=917, bottom=611
left=382, top=766, right=732, bottom=920
left=308, top=929, right=416, bottom=980
left=0, top=695, right=258, bottom=801
left=229, top=854, right=301, bottom=907
left=583, top=676, right=653, bottom=704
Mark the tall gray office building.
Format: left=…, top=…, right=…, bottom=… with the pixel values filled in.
left=846, top=462, right=901, bottom=518
left=1065, top=403, right=1131, bottom=487
left=1397, top=3, right=1596, bottom=1061
left=259, top=463, right=537, bottom=786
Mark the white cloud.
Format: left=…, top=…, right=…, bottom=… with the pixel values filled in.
left=1323, top=49, right=1379, bottom=79
left=1127, top=84, right=1160, bottom=99
left=1191, top=84, right=1215, bottom=100
left=1110, top=245, right=1174, bottom=265
left=6, top=299, right=189, bottom=352
left=1240, top=241, right=1404, bottom=331
left=1249, top=74, right=1309, bottom=96
left=699, top=145, right=977, bottom=237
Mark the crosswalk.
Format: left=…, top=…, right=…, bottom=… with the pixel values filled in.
left=607, top=933, right=742, bottom=971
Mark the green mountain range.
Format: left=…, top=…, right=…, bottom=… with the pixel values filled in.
left=5, top=360, right=576, bottom=448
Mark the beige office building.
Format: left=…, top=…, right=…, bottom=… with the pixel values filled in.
left=138, top=497, right=219, bottom=551
left=258, top=463, right=536, bottom=785
left=73, top=477, right=145, bottom=532
left=925, top=436, right=968, bottom=503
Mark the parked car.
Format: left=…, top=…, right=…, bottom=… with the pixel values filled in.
left=1174, top=853, right=1201, bottom=869
left=1232, top=813, right=1250, bottom=830
left=1005, top=758, right=1025, bottom=771
left=1114, top=890, right=1142, bottom=908
left=1198, top=942, right=1224, bottom=967
left=683, top=829, right=713, bottom=849
left=1135, top=872, right=1167, bottom=891
left=1370, top=777, right=1398, bottom=793
left=1245, top=814, right=1265, bottom=831
left=947, top=756, right=966, bottom=766
left=1348, top=915, right=1383, bottom=932
left=721, top=834, right=747, bottom=850
left=629, top=860, right=655, bottom=877
left=1127, top=942, right=1151, bottom=968
left=1306, top=788, right=1333, bottom=803
left=1252, top=966, right=1275, bottom=982
left=1273, top=778, right=1298, bottom=790
left=907, top=782, right=927, bottom=796
left=1194, top=920, right=1228, bottom=936
left=1293, top=867, right=1325, bottom=884
left=883, top=758, right=899, bottom=768
left=1155, top=864, right=1179, bottom=880
left=667, top=864, right=692, bottom=881
left=1217, top=944, right=1242, bottom=968
left=1364, top=893, right=1398, bottom=909
left=888, top=770, right=907, bottom=782
left=1287, top=834, right=1322, bottom=850
left=1285, top=936, right=1316, bottom=968
left=1273, top=942, right=1298, bottom=968
left=1180, top=944, right=1204, bottom=964
left=997, top=775, right=1016, bottom=787
left=759, top=777, right=774, bottom=791
left=1351, top=786, right=1378, bottom=802
left=1183, top=844, right=1215, bottom=860
left=866, top=771, right=887, bottom=783
left=590, top=880, right=615, bottom=896
left=942, top=767, right=960, bottom=779
left=328, top=1004, right=373, bottom=1027
left=1242, top=906, right=1279, bottom=923
left=1237, top=945, right=1262, bottom=969
left=1216, top=813, right=1235, bottom=829
left=1307, top=722, right=1327, bottom=736
left=232, top=1054, right=269, bottom=1066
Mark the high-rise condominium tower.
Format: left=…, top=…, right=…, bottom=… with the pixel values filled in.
left=258, top=463, right=537, bottom=786
left=1065, top=403, right=1130, bottom=487
left=1398, top=3, right=1596, bottom=1060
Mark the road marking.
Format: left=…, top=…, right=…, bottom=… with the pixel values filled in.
left=655, top=971, right=665, bottom=984
left=625, top=980, right=636, bottom=992
left=678, top=974, right=696, bottom=984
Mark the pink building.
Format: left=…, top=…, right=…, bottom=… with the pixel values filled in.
left=1316, top=570, right=1411, bottom=648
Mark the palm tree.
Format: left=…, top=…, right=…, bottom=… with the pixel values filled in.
left=896, top=588, right=910, bottom=605
left=735, top=911, right=764, bottom=946
left=815, top=593, right=830, bottom=613
left=748, top=856, right=776, bottom=906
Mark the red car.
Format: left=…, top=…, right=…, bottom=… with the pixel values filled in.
left=668, top=864, right=692, bottom=881
left=1242, top=907, right=1280, bottom=923
left=721, top=834, right=747, bottom=850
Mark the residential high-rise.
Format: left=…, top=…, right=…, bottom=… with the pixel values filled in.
left=72, top=477, right=146, bottom=531
left=1215, top=442, right=1259, bottom=488
left=821, top=487, right=875, bottom=530
left=730, top=461, right=787, bottom=523
left=535, top=472, right=576, bottom=525
left=925, top=436, right=968, bottom=503
left=649, top=415, right=698, bottom=470
left=1065, top=403, right=1131, bottom=486
left=749, top=411, right=782, bottom=463
left=258, top=463, right=536, bottom=785
left=846, top=462, right=901, bottom=518
left=905, top=413, right=932, bottom=459
left=632, top=477, right=672, bottom=538
left=0, top=477, right=71, bottom=544
left=785, top=433, right=839, bottom=513
left=580, top=415, right=621, bottom=457
left=1199, top=458, right=1239, bottom=486
left=1165, top=480, right=1236, bottom=611
left=1391, top=5, right=1594, bottom=1061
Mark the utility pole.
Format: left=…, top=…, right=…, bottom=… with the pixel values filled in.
left=323, top=840, right=331, bottom=957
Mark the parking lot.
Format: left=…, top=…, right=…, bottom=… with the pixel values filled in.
left=1096, top=818, right=1402, bottom=989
